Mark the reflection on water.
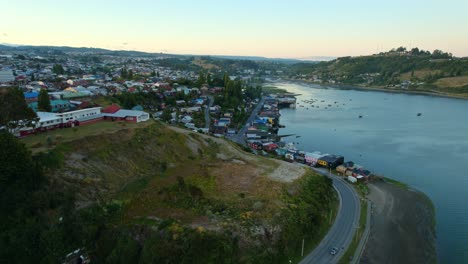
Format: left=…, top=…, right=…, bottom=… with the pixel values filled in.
left=275, top=82, right=468, bottom=263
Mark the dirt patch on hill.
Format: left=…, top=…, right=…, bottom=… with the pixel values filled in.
left=169, top=126, right=305, bottom=183
left=361, top=180, right=437, bottom=264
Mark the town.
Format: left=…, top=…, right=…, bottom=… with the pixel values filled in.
left=0, top=47, right=372, bottom=186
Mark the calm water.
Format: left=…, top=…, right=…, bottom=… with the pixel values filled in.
left=274, top=81, right=468, bottom=263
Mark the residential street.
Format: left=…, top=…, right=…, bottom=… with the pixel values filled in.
left=231, top=96, right=265, bottom=145
left=204, top=95, right=214, bottom=129
left=300, top=168, right=361, bottom=264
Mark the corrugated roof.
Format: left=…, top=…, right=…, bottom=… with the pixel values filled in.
left=103, top=109, right=148, bottom=118
left=102, top=104, right=121, bottom=113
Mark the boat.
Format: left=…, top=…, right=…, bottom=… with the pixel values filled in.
left=417, top=113, right=422, bottom=116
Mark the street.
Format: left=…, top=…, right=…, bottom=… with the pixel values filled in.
left=300, top=168, right=361, bottom=264
left=231, top=96, right=266, bottom=145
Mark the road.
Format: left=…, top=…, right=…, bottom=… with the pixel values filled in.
left=204, top=95, right=214, bottom=129
left=231, top=96, right=265, bottom=145
left=228, top=95, right=360, bottom=263
left=300, top=168, right=361, bottom=264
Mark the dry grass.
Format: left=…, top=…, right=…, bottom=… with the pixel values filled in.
left=20, top=120, right=154, bottom=153
left=435, top=75, right=468, bottom=88
left=399, top=69, right=441, bottom=80
left=46, top=122, right=308, bottom=231
left=192, top=58, right=219, bottom=70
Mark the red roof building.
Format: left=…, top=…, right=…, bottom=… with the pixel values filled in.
left=102, top=104, right=121, bottom=114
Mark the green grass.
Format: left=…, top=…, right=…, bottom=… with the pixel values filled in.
left=21, top=120, right=154, bottom=153
left=355, top=183, right=370, bottom=197
left=262, top=85, right=288, bottom=94
left=383, top=177, right=408, bottom=189
left=338, top=199, right=368, bottom=264
left=290, top=196, right=340, bottom=263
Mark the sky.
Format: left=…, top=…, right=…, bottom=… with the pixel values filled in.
left=1, top=0, right=468, bottom=58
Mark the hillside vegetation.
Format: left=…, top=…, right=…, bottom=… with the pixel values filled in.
left=289, top=47, right=468, bottom=97
left=2, top=123, right=336, bottom=263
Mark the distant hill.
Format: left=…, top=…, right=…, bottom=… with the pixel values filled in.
left=288, top=47, right=468, bottom=97
left=0, top=43, right=305, bottom=63
left=0, top=43, right=180, bottom=58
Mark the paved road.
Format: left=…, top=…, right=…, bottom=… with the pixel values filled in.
left=300, top=168, right=361, bottom=264
left=231, top=96, right=265, bottom=145
left=204, top=95, right=214, bottom=129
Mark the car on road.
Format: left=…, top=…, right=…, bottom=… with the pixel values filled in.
left=330, top=247, right=338, bottom=255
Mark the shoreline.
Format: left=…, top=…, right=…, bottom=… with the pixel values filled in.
left=362, top=179, right=438, bottom=263
left=263, top=82, right=438, bottom=263
left=276, top=79, right=468, bottom=100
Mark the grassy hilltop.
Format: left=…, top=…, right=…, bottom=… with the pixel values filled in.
left=2, top=122, right=337, bottom=263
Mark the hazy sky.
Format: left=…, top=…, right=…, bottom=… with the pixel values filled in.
left=1, top=0, right=467, bottom=58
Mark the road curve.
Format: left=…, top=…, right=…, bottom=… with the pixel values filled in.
left=300, top=168, right=361, bottom=264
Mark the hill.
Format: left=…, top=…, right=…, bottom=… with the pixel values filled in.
left=288, top=47, right=468, bottom=97
left=2, top=122, right=337, bottom=263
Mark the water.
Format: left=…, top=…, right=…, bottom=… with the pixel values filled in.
left=274, top=81, right=468, bottom=263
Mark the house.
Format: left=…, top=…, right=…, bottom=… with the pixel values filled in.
left=317, top=155, right=345, bottom=169
left=263, top=142, right=278, bottom=152
left=29, top=100, right=72, bottom=113
left=212, top=125, right=227, bottom=136
left=24, top=92, right=39, bottom=103
left=180, top=115, right=193, bottom=124
left=104, top=111, right=150, bottom=123
left=305, top=151, right=325, bottom=166
left=227, top=128, right=237, bottom=136
left=0, top=69, right=15, bottom=83
left=248, top=140, right=263, bottom=150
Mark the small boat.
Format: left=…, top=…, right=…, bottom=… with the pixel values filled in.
left=296, top=136, right=301, bottom=138
left=359, top=115, right=363, bottom=118
left=417, top=113, right=422, bottom=116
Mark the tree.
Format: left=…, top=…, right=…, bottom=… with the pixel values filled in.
left=195, top=71, right=206, bottom=88
left=52, top=64, right=65, bottom=75
left=206, top=73, right=212, bottom=86
left=121, top=68, right=128, bottom=79
left=0, top=87, right=37, bottom=129
left=0, top=131, right=43, bottom=213
left=161, top=107, right=173, bottom=123
left=223, top=72, right=230, bottom=87
left=38, top=89, right=52, bottom=112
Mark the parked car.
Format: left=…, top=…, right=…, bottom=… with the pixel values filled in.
left=330, top=247, right=338, bottom=255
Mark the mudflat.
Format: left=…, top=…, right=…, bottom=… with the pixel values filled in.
left=361, top=180, right=437, bottom=264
